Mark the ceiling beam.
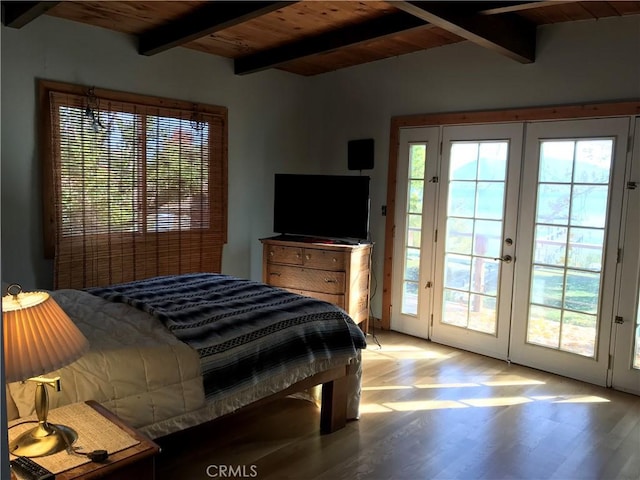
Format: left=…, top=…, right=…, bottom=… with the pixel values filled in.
left=1, top=1, right=59, bottom=28
left=395, top=1, right=536, bottom=63
left=479, top=1, right=578, bottom=15
left=139, top=1, right=295, bottom=56
left=235, top=11, right=429, bottom=75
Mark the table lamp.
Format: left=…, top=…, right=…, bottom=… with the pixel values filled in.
left=3, top=284, right=89, bottom=457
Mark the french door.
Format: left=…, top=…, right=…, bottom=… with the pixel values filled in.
left=392, top=117, right=634, bottom=388
left=391, top=127, right=439, bottom=338
left=510, top=118, right=629, bottom=385
left=431, top=124, right=523, bottom=360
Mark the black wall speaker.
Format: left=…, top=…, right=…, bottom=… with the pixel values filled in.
left=348, top=138, right=374, bottom=171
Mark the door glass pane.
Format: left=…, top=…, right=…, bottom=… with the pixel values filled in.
left=530, top=266, right=564, bottom=308
left=526, top=139, right=614, bottom=358
left=448, top=182, right=476, bottom=217
left=528, top=305, right=562, bottom=348
left=539, top=141, right=574, bottom=182
left=476, top=182, right=505, bottom=219
left=567, top=228, right=604, bottom=271
left=468, top=295, right=497, bottom=334
left=478, top=143, right=508, bottom=181
left=475, top=220, right=502, bottom=258
left=409, top=181, right=424, bottom=214
left=534, top=225, right=567, bottom=266
left=442, top=141, right=508, bottom=335
left=450, top=143, right=478, bottom=180
left=447, top=218, right=473, bottom=255
left=401, top=144, right=426, bottom=315
left=536, top=184, right=571, bottom=224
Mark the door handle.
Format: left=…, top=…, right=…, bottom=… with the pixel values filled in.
left=494, top=254, right=513, bottom=263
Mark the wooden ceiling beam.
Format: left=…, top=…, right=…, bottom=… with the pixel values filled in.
left=395, top=1, right=536, bottom=63
left=235, top=11, right=429, bottom=75
left=139, top=1, right=295, bottom=56
left=1, top=1, right=59, bottom=28
left=479, top=1, right=579, bottom=15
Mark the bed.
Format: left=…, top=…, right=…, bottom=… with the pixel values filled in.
left=6, top=273, right=366, bottom=439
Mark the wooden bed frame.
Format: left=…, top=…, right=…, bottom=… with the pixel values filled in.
left=210, top=364, right=351, bottom=434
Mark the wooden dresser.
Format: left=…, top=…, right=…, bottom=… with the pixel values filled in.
left=261, top=236, right=372, bottom=332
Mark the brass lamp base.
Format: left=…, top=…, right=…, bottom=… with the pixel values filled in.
left=10, top=422, right=78, bottom=457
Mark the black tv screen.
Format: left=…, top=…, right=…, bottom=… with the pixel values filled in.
left=273, top=174, right=370, bottom=242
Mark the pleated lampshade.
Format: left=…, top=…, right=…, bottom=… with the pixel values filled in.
left=2, top=287, right=89, bottom=383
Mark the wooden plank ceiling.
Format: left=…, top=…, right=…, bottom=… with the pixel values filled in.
left=3, top=1, right=640, bottom=76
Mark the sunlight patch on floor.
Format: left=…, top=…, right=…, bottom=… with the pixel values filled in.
left=459, top=396, right=533, bottom=407
left=553, top=395, right=610, bottom=403
left=362, top=350, right=448, bottom=360
left=361, top=393, right=610, bottom=414
left=362, top=343, right=452, bottom=360
left=529, top=395, right=559, bottom=400
left=365, top=376, right=546, bottom=391
left=414, top=382, right=480, bottom=389
left=361, top=385, right=413, bottom=391
left=482, top=379, right=546, bottom=386
left=359, top=403, right=394, bottom=413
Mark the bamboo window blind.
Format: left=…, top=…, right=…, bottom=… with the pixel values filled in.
left=41, top=81, right=228, bottom=289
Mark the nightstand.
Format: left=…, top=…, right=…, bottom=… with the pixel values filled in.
left=9, top=400, right=160, bottom=480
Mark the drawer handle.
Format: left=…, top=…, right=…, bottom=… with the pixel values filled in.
left=305, top=254, right=311, bottom=260
left=269, top=251, right=274, bottom=257
left=332, top=257, right=337, bottom=262
left=325, top=278, right=337, bottom=283
left=296, top=253, right=301, bottom=258
left=270, top=272, right=281, bottom=277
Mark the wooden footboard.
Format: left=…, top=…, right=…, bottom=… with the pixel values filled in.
left=225, top=364, right=351, bottom=434
left=153, top=363, right=353, bottom=449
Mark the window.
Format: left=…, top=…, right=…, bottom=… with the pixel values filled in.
left=41, top=81, right=227, bottom=289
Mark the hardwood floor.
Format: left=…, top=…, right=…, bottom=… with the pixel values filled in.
left=156, top=330, right=640, bottom=480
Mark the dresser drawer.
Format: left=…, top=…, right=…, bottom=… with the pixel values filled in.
left=285, top=288, right=345, bottom=309
left=301, top=249, right=346, bottom=271
left=266, top=245, right=303, bottom=265
left=266, top=265, right=345, bottom=294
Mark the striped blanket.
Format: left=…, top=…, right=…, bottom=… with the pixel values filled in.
left=87, top=273, right=366, bottom=399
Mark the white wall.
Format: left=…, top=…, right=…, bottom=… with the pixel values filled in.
left=307, top=15, right=640, bottom=317
left=1, top=16, right=314, bottom=289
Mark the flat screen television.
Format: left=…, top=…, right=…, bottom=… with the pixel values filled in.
left=273, top=174, right=370, bottom=243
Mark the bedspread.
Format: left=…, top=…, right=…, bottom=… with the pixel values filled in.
left=87, top=273, right=367, bottom=400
